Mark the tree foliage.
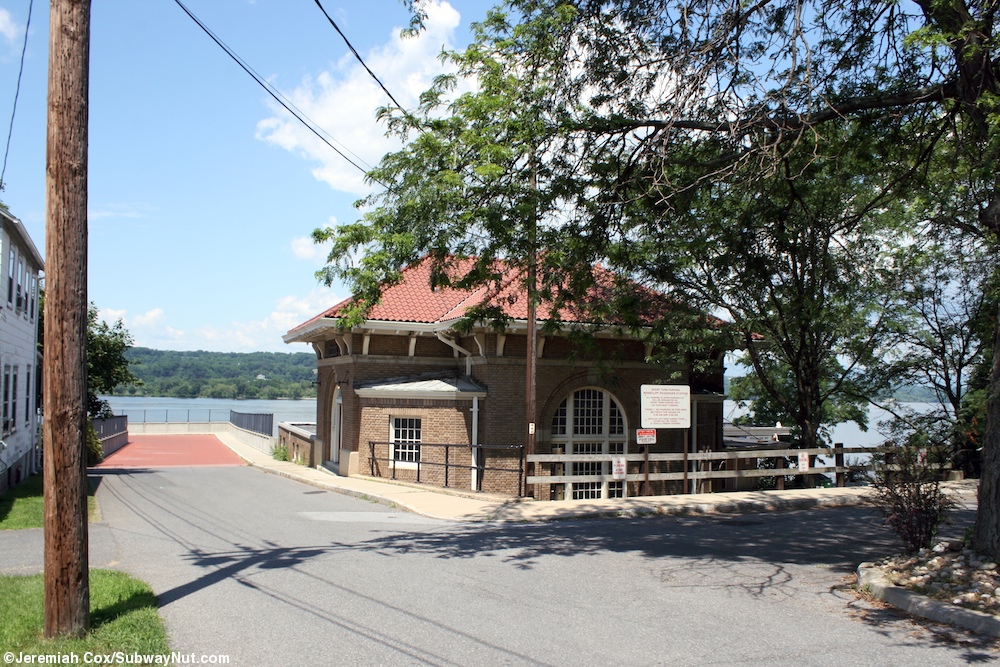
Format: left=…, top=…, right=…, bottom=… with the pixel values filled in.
left=86, top=305, right=141, bottom=418
left=332, top=0, right=1000, bottom=553
left=117, top=348, right=317, bottom=400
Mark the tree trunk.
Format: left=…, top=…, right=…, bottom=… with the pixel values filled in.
left=43, top=0, right=91, bottom=638
left=973, top=281, right=1000, bottom=557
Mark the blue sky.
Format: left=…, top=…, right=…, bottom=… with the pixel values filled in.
left=0, top=0, right=491, bottom=353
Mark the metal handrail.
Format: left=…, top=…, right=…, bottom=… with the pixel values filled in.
left=368, top=441, right=525, bottom=496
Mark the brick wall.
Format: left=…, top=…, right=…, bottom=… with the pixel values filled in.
left=309, top=327, right=724, bottom=498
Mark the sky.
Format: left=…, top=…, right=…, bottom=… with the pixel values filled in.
left=0, top=0, right=493, bottom=353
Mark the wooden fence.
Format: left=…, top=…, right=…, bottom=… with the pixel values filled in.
left=527, top=444, right=885, bottom=495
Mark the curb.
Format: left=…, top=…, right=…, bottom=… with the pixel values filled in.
left=655, top=492, right=870, bottom=516
left=857, top=563, right=1000, bottom=638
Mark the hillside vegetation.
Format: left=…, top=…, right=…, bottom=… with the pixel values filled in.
left=114, top=348, right=317, bottom=399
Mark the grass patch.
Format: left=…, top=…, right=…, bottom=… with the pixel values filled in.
left=0, top=569, right=170, bottom=655
left=0, top=474, right=98, bottom=530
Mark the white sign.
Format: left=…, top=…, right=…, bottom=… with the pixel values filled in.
left=636, top=428, right=657, bottom=445
left=798, top=452, right=810, bottom=471
left=640, top=385, right=691, bottom=429
left=612, top=457, right=627, bottom=480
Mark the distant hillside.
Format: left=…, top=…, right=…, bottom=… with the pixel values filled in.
left=113, top=348, right=317, bottom=399
left=724, top=375, right=942, bottom=403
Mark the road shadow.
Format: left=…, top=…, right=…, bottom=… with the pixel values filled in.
left=156, top=542, right=337, bottom=606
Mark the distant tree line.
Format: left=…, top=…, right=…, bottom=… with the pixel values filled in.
left=113, top=348, right=317, bottom=400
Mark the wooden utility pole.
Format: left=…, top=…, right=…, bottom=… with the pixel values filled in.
left=44, top=0, right=91, bottom=638
left=524, top=154, right=538, bottom=491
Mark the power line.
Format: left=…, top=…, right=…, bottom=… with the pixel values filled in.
left=312, top=0, right=407, bottom=113
left=171, top=0, right=380, bottom=184
left=1, top=0, right=34, bottom=192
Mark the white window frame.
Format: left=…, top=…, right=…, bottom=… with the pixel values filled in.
left=550, top=388, right=628, bottom=500
left=6, top=249, right=14, bottom=308
left=390, top=416, right=422, bottom=470
left=15, top=257, right=23, bottom=314
left=24, top=366, right=31, bottom=427
left=2, top=365, right=11, bottom=435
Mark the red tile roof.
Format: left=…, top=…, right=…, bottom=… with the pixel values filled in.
left=286, top=256, right=676, bottom=338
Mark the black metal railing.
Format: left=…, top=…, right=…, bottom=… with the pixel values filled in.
left=368, top=441, right=525, bottom=496
left=91, top=415, right=127, bottom=440
left=230, top=411, right=274, bottom=437
left=92, top=415, right=129, bottom=458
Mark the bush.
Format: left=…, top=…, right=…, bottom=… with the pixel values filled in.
left=86, top=422, right=103, bottom=466
left=869, top=414, right=957, bottom=553
left=271, top=443, right=290, bottom=462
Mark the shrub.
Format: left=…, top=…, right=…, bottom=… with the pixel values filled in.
left=869, top=413, right=956, bottom=553
left=86, top=422, right=103, bottom=466
left=271, top=443, right=290, bottom=462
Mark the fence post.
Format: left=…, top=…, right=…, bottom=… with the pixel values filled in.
left=834, top=443, right=845, bottom=487
left=643, top=446, right=650, bottom=496
left=519, top=445, right=524, bottom=497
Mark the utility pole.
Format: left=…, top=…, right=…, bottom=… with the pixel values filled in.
left=44, top=0, right=91, bottom=638
left=524, top=152, right=538, bottom=490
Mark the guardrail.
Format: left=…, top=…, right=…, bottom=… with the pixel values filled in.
left=368, top=441, right=525, bottom=495
left=92, top=415, right=129, bottom=458
left=527, top=444, right=888, bottom=495
left=113, top=409, right=276, bottom=436
left=230, top=411, right=273, bottom=437
left=118, top=408, right=232, bottom=423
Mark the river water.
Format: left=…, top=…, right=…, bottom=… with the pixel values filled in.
left=104, top=395, right=939, bottom=446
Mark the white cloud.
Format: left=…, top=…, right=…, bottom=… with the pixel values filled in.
left=98, top=307, right=127, bottom=324
left=132, top=308, right=165, bottom=327
left=291, top=218, right=335, bottom=263
left=0, top=9, right=20, bottom=44
left=256, top=0, right=463, bottom=195
left=119, top=288, right=344, bottom=353
left=88, top=203, right=152, bottom=222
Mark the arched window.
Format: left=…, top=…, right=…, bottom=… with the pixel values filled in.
left=551, top=388, right=627, bottom=499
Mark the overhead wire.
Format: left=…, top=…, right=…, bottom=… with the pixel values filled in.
left=171, top=0, right=382, bottom=186
left=1, top=0, right=34, bottom=192
left=311, top=0, right=408, bottom=113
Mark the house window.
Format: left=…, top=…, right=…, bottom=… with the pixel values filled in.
left=11, top=367, right=17, bottom=428
left=24, top=366, right=31, bottom=427
left=550, top=388, right=628, bottom=500
left=2, top=365, right=10, bottom=434
left=15, top=257, right=23, bottom=313
left=29, top=275, right=37, bottom=322
left=7, top=250, right=13, bottom=307
left=391, top=417, right=421, bottom=464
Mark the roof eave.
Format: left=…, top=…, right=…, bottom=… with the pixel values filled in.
left=354, top=388, right=488, bottom=400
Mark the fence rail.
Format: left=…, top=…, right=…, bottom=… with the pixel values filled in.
left=92, top=415, right=129, bottom=458
left=92, top=415, right=127, bottom=439
left=118, top=409, right=233, bottom=424
left=113, top=409, right=276, bottom=436
left=527, top=444, right=888, bottom=493
left=230, top=411, right=273, bottom=437
left=369, top=441, right=525, bottom=495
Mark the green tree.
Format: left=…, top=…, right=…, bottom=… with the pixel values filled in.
left=350, top=0, right=1000, bottom=553
left=314, top=4, right=619, bottom=329
left=624, top=122, right=910, bottom=451
left=86, top=305, right=141, bottom=418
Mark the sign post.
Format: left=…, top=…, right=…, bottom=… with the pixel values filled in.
left=640, top=385, right=693, bottom=494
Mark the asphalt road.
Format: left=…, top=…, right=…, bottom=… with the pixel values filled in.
left=3, top=465, right=995, bottom=666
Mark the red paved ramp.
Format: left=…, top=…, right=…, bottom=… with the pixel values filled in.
left=93, top=434, right=245, bottom=469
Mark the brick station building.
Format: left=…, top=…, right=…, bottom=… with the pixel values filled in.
left=284, top=258, right=725, bottom=500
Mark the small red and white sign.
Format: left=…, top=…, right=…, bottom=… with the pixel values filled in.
left=798, top=452, right=810, bottom=471
left=636, top=428, right=657, bottom=445
left=612, top=457, right=628, bottom=480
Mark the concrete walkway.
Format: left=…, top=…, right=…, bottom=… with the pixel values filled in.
left=214, top=432, right=880, bottom=522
